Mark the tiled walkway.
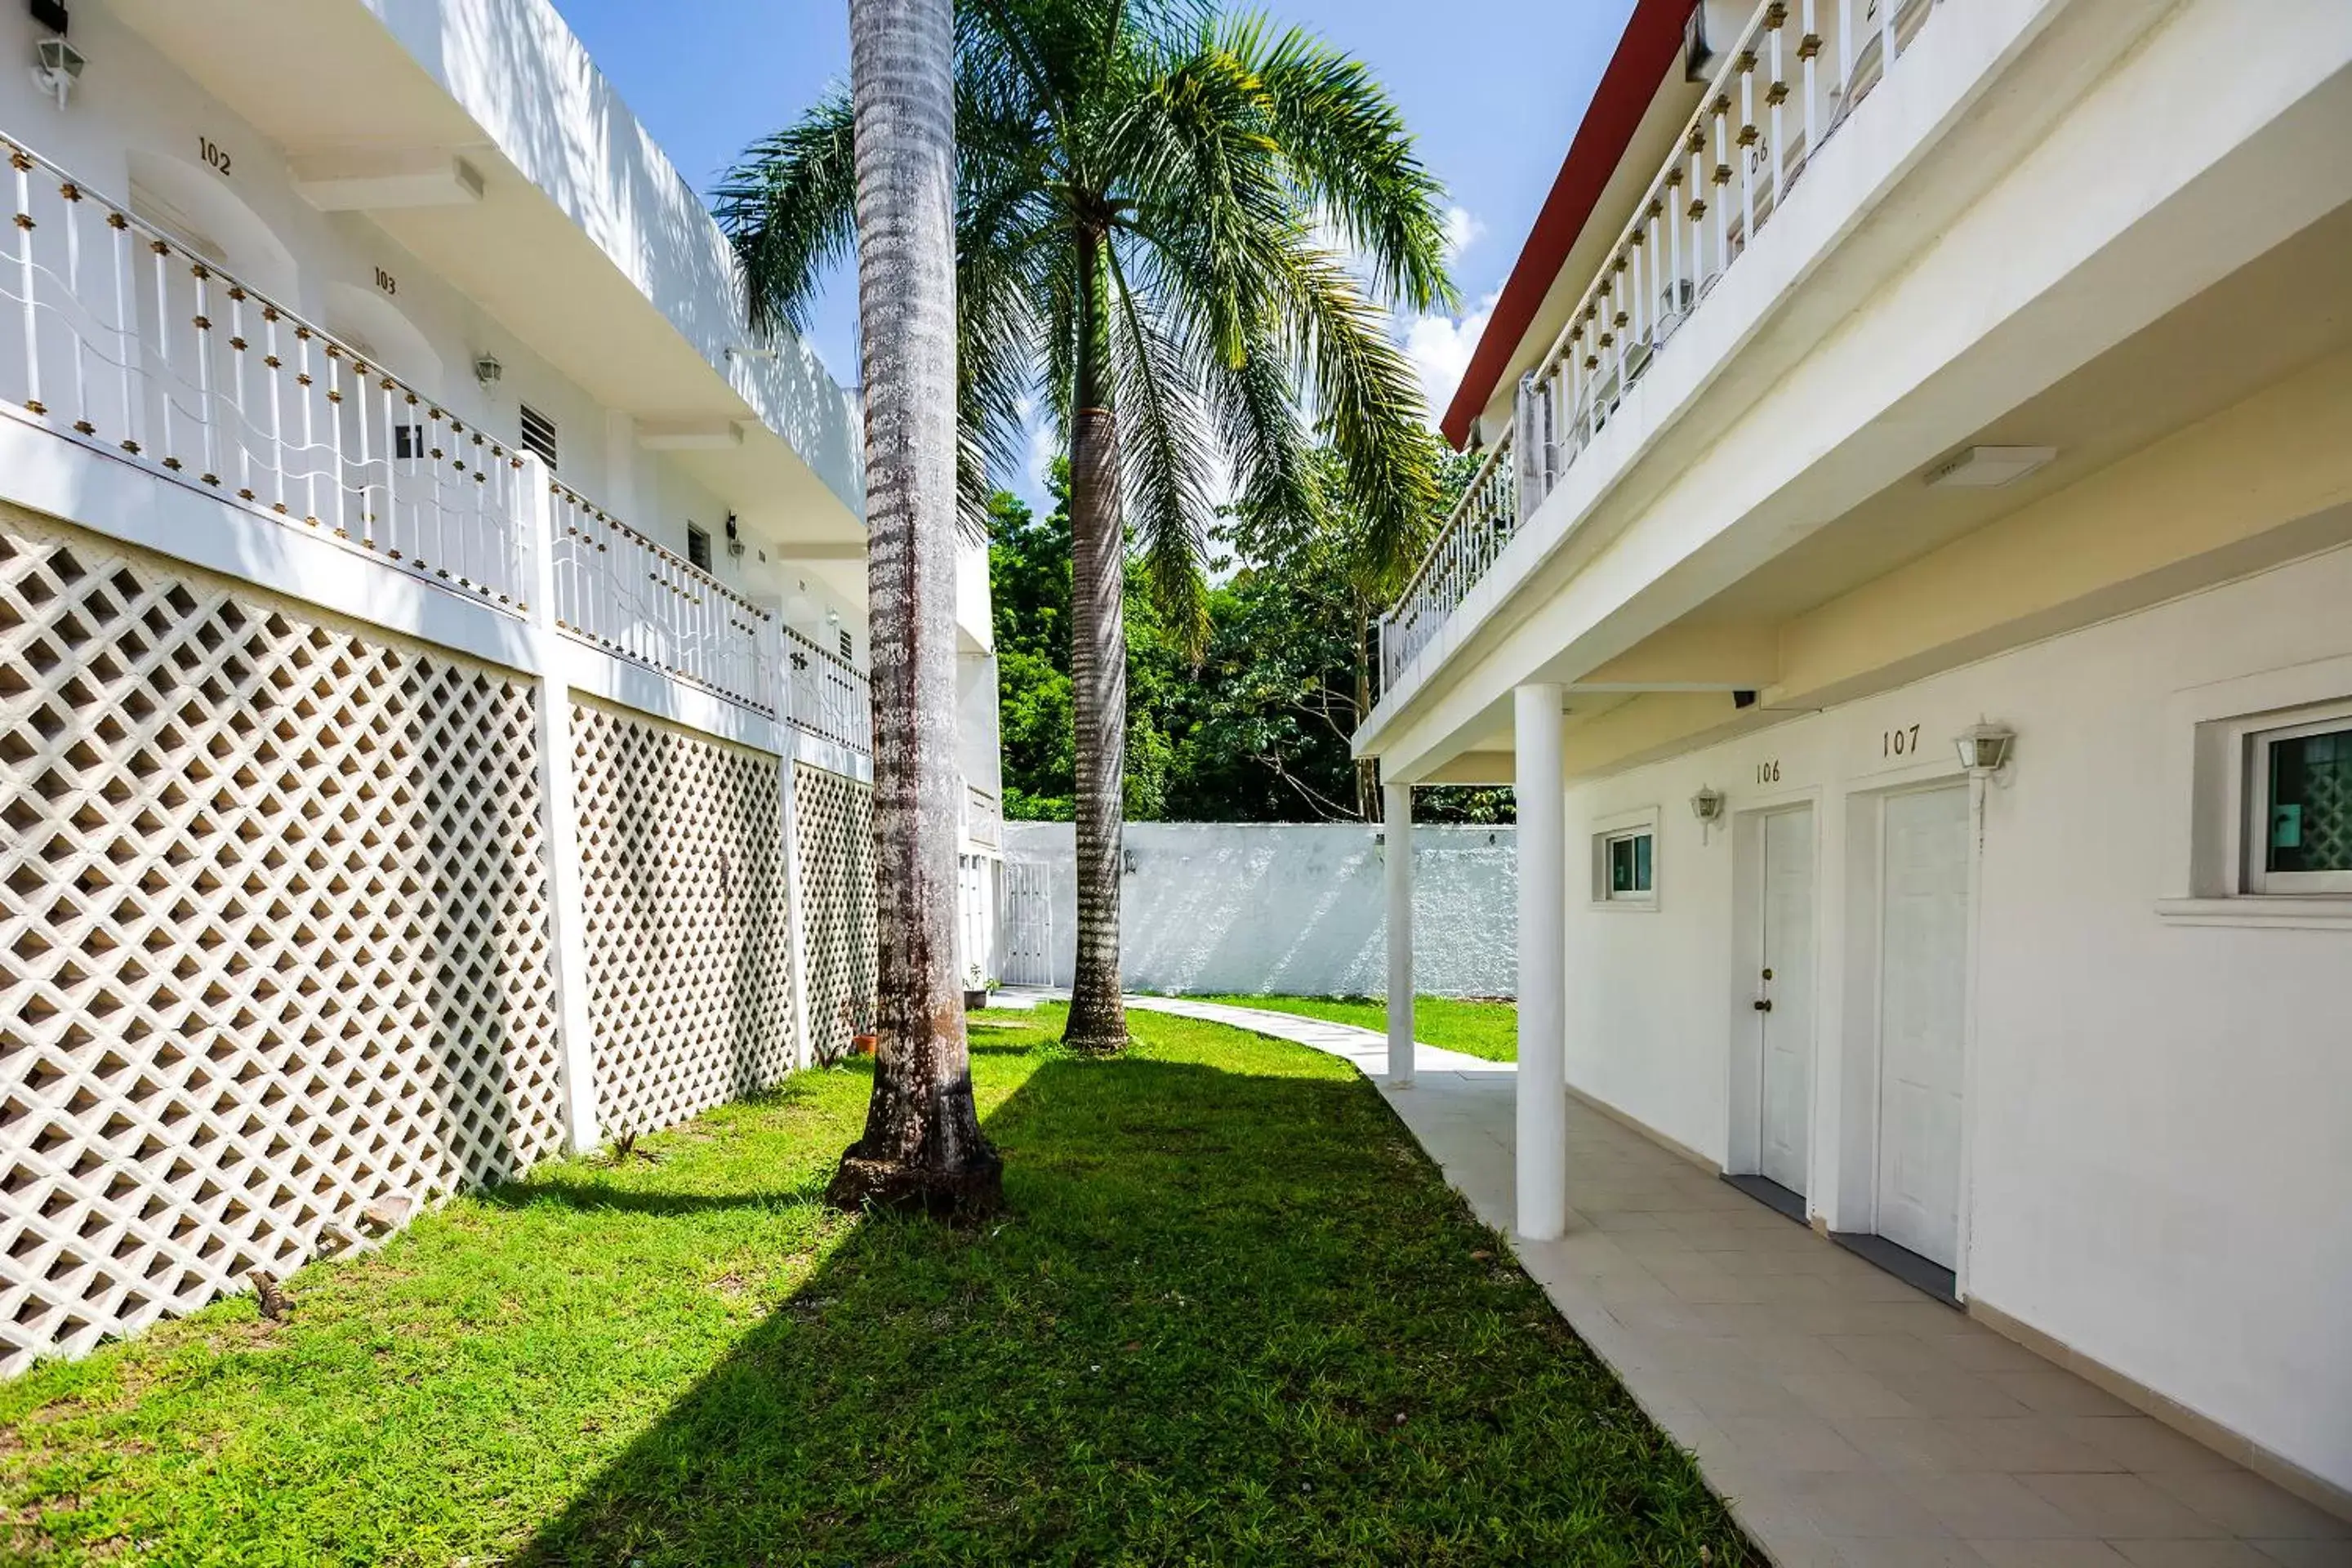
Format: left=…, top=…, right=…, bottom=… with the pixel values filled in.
left=1123, top=996, right=2352, bottom=1568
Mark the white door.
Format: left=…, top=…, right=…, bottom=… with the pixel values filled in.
left=1875, top=785, right=1971, bottom=1269
left=1757, top=806, right=1815, bottom=1195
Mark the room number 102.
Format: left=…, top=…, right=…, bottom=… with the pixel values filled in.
left=1882, top=723, right=1922, bottom=757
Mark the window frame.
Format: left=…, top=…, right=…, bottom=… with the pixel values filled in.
left=1589, top=807, right=1662, bottom=910
left=685, top=522, right=712, bottom=573
left=2243, top=701, right=2352, bottom=896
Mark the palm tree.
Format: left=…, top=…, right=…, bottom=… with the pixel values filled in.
left=721, top=0, right=1454, bottom=1053
left=821, top=0, right=1001, bottom=1213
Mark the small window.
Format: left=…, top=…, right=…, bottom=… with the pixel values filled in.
left=393, top=424, right=425, bottom=461
left=1606, top=829, right=1655, bottom=900
left=1591, top=810, right=1661, bottom=907
left=838, top=628, right=854, bottom=662
left=519, top=403, right=558, bottom=471
left=2247, top=713, right=2352, bottom=894
left=685, top=523, right=712, bottom=572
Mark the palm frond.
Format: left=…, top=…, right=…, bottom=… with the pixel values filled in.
left=1229, top=21, right=1456, bottom=316
left=1103, top=242, right=1214, bottom=653
left=1263, top=243, right=1445, bottom=573
left=713, top=91, right=858, bottom=337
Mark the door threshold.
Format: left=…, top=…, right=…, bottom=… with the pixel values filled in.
left=1829, top=1231, right=1960, bottom=1307
left=1721, top=1172, right=1806, bottom=1225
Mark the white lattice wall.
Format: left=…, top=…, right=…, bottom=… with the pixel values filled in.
left=569, top=702, right=795, bottom=1138
left=792, top=763, right=877, bottom=1064
left=0, top=510, right=564, bottom=1375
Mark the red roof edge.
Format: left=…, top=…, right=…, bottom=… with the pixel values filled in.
left=1440, top=0, right=1695, bottom=449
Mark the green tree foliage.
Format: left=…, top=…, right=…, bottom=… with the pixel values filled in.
left=992, top=458, right=1512, bottom=825
left=989, top=468, right=1189, bottom=822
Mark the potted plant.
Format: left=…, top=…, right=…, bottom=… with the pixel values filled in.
left=841, top=997, right=879, bottom=1058
left=963, top=964, right=991, bottom=1012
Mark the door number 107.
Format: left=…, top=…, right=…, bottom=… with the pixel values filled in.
left=1882, top=724, right=1922, bottom=757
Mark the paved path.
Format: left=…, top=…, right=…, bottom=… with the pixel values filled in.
left=1111, top=996, right=2350, bottom=1568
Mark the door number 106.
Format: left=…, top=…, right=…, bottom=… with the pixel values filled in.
left=1882, top=724, right=1922, bottom=757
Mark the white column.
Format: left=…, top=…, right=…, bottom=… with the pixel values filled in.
left=1514, top=683, right=1569, bottom=1241
left=779, top=744, right=816, bottom=1071
left=523, top=454, right=600, bottom=1153
left=1383, top=779, right=1414, bottom=1088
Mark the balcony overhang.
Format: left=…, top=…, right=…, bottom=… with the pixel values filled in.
left=107, top=0, right=864, bottom=558
left=289, top=148, right=485, bottom=210
left=1362, top=0, right=2352, bottom=786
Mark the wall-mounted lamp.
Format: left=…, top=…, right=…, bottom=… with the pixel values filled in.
left=1953, top=720, right=2016, bottom=777
left=472, top=353, right=502, bottom=387
left=32, top=35, right=85, bottom=109
left=723, top=511, right=745, bottom=559
left=1690, top=785, right=1726, bottom=845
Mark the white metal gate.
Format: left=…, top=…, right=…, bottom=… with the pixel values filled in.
left=999, top=859, right=1056, bottom=987
left=956, top=855, right=989, bottom=987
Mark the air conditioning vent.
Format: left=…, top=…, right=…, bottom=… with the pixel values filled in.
left=518, top=403, right=558, bottom=471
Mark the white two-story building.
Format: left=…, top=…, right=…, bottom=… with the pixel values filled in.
left=0, top=0, right=1000, bottom=1374
left=1362, top=0, right=2352, bottom=1514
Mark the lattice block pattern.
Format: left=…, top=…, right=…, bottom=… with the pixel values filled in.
left=0, top=510, right=562, bottom=1375
left=569, top=702, right=795, bottom=1138
left=792, top=763, right=876, bottom=1064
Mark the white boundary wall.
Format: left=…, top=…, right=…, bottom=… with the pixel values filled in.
left=1000, top=822, right=1515, bottom=998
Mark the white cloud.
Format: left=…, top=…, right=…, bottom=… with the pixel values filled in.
left=1401, top=287, right=1499, bottom=426
left=1023, top=415, right=1058, bottom=496
left=1441, top=204, right=1485, bottom=266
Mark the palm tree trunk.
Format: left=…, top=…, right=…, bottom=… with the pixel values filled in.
left=1062, top=225, right=1129, bottom=1053
left=826, top=0, right=1001, bottom=1213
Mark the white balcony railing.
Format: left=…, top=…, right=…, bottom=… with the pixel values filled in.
left=1379, top=0, right=1939, bottom=693
left=1, top=128, right=873, bottom=753
left=547, top=481, right=780, bottom=718
left=783, top=624, right=871, bottom=753
left=1, top=136, right=532, bottom=608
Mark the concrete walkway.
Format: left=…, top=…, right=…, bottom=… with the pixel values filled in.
left=1117, top=996, right=2351, bottom=1568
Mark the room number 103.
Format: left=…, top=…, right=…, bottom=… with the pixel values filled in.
left=1882, top=723, right=1922, bottom=757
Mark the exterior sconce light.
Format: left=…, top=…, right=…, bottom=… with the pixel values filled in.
left=1690, top=785, right=1726, bottom=845
left=472, top=354, right=502, bottom=386
left=1953, top=720, right=2015, bottom=777
left=32, top=35, right=85, bottom=109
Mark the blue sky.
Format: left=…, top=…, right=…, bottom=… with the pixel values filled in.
left=550, top=0, right=1633, bottom=496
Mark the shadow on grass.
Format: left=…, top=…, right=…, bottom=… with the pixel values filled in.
left=510, top=1038, right=1758, bottom=1567
left=473, top=1177, right=827, bottom=1218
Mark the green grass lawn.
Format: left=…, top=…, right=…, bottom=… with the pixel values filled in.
left=1192, top=994, right=1519, bottom=1062
left=0, top=1007, right=1745, bottom=1566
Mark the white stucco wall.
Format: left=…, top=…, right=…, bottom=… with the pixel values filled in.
left=1550, top=541, right=2352, bottom=1496
left=1000, top=822, right=1516, bottom=998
